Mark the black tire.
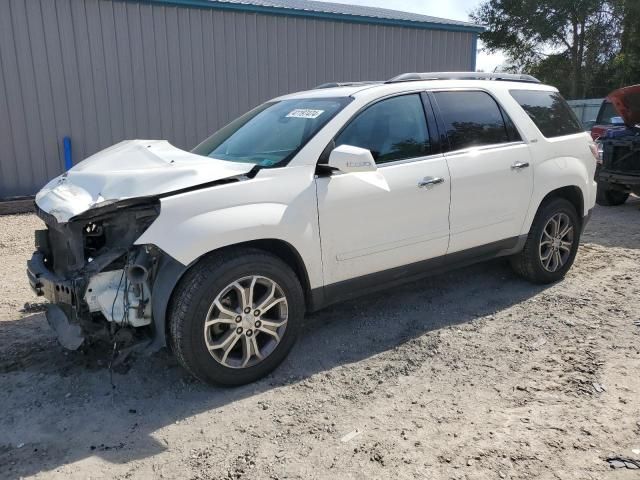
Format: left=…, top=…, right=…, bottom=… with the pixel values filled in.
left=168, top=248, right=305, bottom=386
left=596, top=182, right=629, bottom=206
left=510, top=197, right=581, bottom=284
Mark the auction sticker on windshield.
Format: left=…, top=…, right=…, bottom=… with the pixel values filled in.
left=286, top=109, right=325, bottom=119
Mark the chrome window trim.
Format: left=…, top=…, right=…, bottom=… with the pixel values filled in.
left=325, top=152, right=445, bottom=176
left=377, top=152, right=445, bottom=168
left=443, top=140, right=527, bottom=156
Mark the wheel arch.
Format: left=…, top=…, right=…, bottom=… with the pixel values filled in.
left=520, top=182, right=593, bottom=235
left=540, top=186, right=584, bottom=222
left=223, top=238, right=313, bottom=307
left=521, top=184, right=585, bottom=237
left=151, top=238, right=314, bottom=350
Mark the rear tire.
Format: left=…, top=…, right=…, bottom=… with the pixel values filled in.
left=596, top=182, right=629, bottom=206
left=168, top=248, right=305, bottom=386
left=510, top=197, right=581, bottom=284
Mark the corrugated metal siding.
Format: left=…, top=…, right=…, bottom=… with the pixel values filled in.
left=0, top=0, right=475, bottom=198
left=567, top=98, right=604, bottom=125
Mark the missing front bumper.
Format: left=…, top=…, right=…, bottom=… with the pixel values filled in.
left=28, top=198, right=164, bottom=350
left=27, top=244, right=157, bottom=350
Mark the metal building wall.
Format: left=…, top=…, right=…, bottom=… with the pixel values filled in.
left=567, top=98, right=605, bottom=125
left=0, top=0, right=475, bottom=198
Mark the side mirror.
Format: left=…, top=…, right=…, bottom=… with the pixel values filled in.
left=327, top=145, right=377, bottom=173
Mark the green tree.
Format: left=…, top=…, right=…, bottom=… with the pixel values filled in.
left=613, top=0, right=640, bottom=87
left=471, top=0, right=620, bottom=99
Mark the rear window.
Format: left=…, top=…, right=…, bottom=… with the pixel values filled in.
left=433, top=91, right=520, bottom=151
left=510, top=90, right=583, bottom=138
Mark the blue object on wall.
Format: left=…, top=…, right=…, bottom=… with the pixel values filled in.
left=63, top=137, right=72, bottom=171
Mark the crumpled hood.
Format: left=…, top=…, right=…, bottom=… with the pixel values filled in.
left=607, top=84, right=640, bottom=127
left=36, top=140, right=255, bottom=223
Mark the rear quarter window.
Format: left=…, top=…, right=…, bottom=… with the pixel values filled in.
left=433, top=90, right=520, bottom=151
left=510, top=90, right=583, bottom=138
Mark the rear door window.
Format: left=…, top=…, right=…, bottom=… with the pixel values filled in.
left=433, top=91, right=517, bottom=151
left=510, top=90, right=583, bottom=138
left=335, top=94, right=431, bottom=164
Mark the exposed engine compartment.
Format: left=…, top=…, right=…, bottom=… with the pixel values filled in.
left=84, top=253, right=153, bottom=327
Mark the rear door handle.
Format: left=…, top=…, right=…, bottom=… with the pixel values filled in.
left=418, top=176, right=445, bottom=189
left=511, top=161, right=530, bottom=170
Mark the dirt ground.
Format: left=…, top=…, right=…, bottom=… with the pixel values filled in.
left=1, top=200, right=639, bottom=480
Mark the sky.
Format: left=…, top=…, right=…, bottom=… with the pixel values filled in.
left=316, top=0, right=506, bottom=72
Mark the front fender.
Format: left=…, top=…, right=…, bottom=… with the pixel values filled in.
left=140, top=202, right=314, bottom=263
left=135, top=166, right=323, bottom=290
left=139, top=199, right=320, bottom=350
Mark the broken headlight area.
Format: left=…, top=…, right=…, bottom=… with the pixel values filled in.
left=28, top=198, right=162, bottom=349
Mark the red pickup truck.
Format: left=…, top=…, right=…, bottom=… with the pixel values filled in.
left=592, top=85, right=640, bottom=205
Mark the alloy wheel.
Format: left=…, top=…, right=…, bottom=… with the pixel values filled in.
left=539, top=212, right=574, bottom=273
left=203, top=275, right=288, bottom=369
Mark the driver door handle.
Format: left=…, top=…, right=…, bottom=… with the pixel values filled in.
left=511, top=161, right=530, bottom=170
left=418, top=176, right=445, bottom=189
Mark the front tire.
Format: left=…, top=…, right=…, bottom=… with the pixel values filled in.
left=168, top=248, right=305, bottom=386
left=510, top=197, right=581, bottom=284
left=596, top=182, right=629, bottom=206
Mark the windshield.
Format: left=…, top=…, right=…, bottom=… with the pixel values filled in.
left=192, top=97, right=351, bottom=168
left=596, top=101, right=619, bottom=124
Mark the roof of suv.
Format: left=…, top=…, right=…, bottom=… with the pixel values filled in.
left=276, top=77, right=557, bottom=101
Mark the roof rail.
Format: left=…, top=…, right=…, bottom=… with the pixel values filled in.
left=386, top=72, right=541, bottom=84
left=314, top=81, right=383, bottom=89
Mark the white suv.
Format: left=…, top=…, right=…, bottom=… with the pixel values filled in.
left=29, top=73, right=598, bottom=385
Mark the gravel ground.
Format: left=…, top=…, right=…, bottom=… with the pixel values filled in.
left=0, top=200, right=639, bottom=480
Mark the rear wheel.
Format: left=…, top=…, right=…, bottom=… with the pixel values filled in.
left=510, top=197, right=581, bottom=284
left=596, top=182, right=629, bottom=206
left=168, top=248, right=305, bottom=386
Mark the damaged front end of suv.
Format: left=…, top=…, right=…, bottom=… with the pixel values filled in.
left=28, top=197, right=168, bottom=350
left=26, top=139, right=256, bottom=352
